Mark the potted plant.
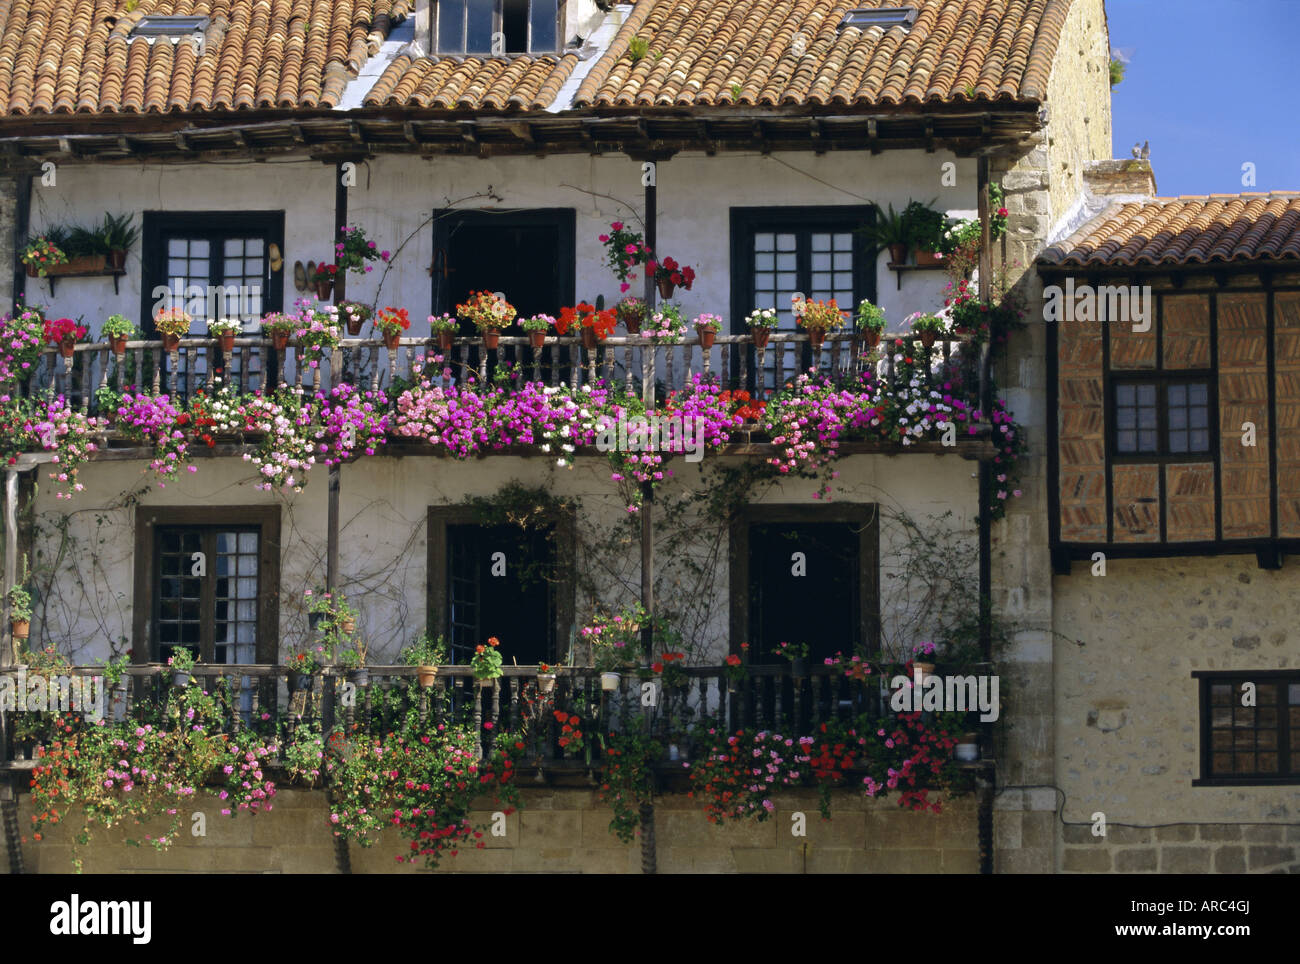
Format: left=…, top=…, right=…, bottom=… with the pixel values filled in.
left=287, top=644, right=325, bottom=692
left=261, top=311, right=296, bottom=351
left=101, top=315, right=135, bottom=356
left=644, top=302, right=687, bottom=344
left=615, top=297, right=648, bottom=334
left=794, top=297, right=846, bottom=348
left=337, top=639, right=370, bottom=686
left=649, top=256, right=695, bottom=299
left=7, top=584, right=31, bottom=641
left=44, top=317, right=88, bottom=359
left=745, top=307, right=779, bottom=348
left=557, top=302, right=616, bottom=350
left=400, top=632, right=447, bottom=688
left=337, top=301, right=371, bottom=337
left=374, top=306, right=410, bottom=350
left=694, top=312, right=722, bottom=349
left=903, top=200, right=946, bottom=266
left=537, top=661, right=557, bottom=693
left=910, top=641, right=938, bottom=679
left=519, top=313, right=554, bottom=350
left=334, top=224, right=390, bottom=277
left=855, top=299, right=887, bottom=348
left=311, top=263, right=338, bottom=301
left=208, top=317, right=242, bottom=353
left=859, top=202, right=911, bottom=265
left=724, top=652, right=746, bottom=693
left=428, top=314, right=458, bottom=351
left=597, top=221, right=652, bottom=295
left=471, top=635, right=504, bottom=687
left=954, top=731, right=980, bottom=762
left=457, top=290, right=516, bottom=349
left=21, top=236, right=67, bottom=277
left=772, top=640, right=810, bottom=678
left=167, top=647, right=195, bottom=689
left=101, top=212, right=139, bottom=271
left=154, top=307, right=191, bottom=351
left=906, top=311, right=947, bottom=349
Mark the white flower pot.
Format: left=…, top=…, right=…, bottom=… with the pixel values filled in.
left=954, top=742, right=980, bottom=762
left=600, top=672, right=620, bottom=691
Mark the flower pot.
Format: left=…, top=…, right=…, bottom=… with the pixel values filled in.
left=11, top=619, right=29, bottom=640
left=345, top=317, right=365, bottom=336
left=580, top=327, right=598, bottom=350
left=954, top=741, right=980, bottom=762
left=623, top=317, right=642, bottom=335
left=482, top=330, right=501, bottom=350
left=806, top=326, right=826, bottom=349
left=107, top=249, right=127, bottom=271
left=600, top=671, right=620, bottom=691
left=914, top=248, right=942, bottom=267
left=25, top=264, right=38, bottom=278
left=417, top=665, right=439, bottom=688
left=912, top=661, right=935, bottom=681
left=751, top=327, right=771, bottom=349
left=172, top=670, right=191, bottom=688
left=383, top=331, right=401, bottom=350
left=887, top=243, right=908, bottom=266
left=163, top=333, right=181, bottom=352
left=657, top=277, right=675, bottom=299
left=919, top=331, right=937, bottom=349
left=790, top=657, right=807, bottom=677
left=436, top=331, right=454, bottom=352
left=528, top=330, right=546, bottom=349
left=478, top=676, right=496, bottom=689
left=339, top=616, right=356, bottom=634
left=346, top=667, right=369, bottom=687
left=271, top=332, right=289, bottom=351
left=537, top=673, right=556, bottom=693
left=862, top=328, right=882, bottom=348
left=218, top=331, right=235, bottom=352
left=314, top=279, right=333, bottom=301
left=59, top=336, right=76, bottom=359
left=288, top=672, right=313, bottom=693
left=696, top=326, right=717, bottom=349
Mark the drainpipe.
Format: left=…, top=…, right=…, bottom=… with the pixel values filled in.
left=326, top=162, right=347, bottom=595
left=639, top=158, right=657, bottom=875
left=11, top=170, right=31, bottom=312
left=2, top=469, right=16, bottom=668
left=975, top=154, right=995, bottom=876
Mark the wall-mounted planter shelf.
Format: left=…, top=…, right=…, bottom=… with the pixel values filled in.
left=31, top=257, right=127, bottom=295
left=888, top=262, right=947, bottom=290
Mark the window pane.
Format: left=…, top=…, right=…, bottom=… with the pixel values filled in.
left=1138, top=430, right=1157, bottom=451
left=529, top=0, right=557, bottom=52
left=1169, top=407, right=1187, bottom=430
left=1190, top=383, right=1208, bottom=405
left=1190, top=429, right=1209, bottom=451
left=1117, top=430, right=1136, bottom=452
left=1168, top=384, right=1186, bottom=406
left=1137, top=384, right=1155, bottom=406
left=438, top=0, right=466, bottom=52
left=776, top=233, right=797, bottom=251
left=811, top=234, right=831, bottom=251
left=1116, top=384, right=1134, bottom=405
left=466, top=0, right=494, bottom=52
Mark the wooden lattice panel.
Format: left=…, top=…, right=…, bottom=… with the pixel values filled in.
left=1162, top=294, right=1211, bottom=369
left=1276, top=292, right=1300, bottom=536
left=1110, top=313, right=1158, bottom=369
left=1112, top=464, right=1160, bottom=542
left=1058, top=321, right=1106, bottom=541
left=1165, top=462, right=1215, bottom=541
left=1218, top=292, right=1270, bottom=539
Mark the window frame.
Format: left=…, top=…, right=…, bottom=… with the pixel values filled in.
left=132, top=506, right=281, bottom=666
left=433, top=0, right=562, bottom=55
left=140, top=211, right=285, bottom=335
left=1108, top=370, right=1216, bottom=464
left=729, top=205, right=876, bottom=390
left=727, top=503, right=881, bottom=658
left=1193, top=670, right=1300, bottom=786
left=426, top=505, right=577, bottom=665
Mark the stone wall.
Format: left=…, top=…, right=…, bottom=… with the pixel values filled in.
left=9, top=786, right=980, bottom=874
left=1054, top=554, right=1300, bottom=873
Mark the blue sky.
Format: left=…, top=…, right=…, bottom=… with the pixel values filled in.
left=1107, top=0, right=1300, bottom=196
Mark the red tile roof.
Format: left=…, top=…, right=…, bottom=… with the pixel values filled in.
left=362, top=53, right=578, bottom=110
left=1040, top=194, right=1300, bottom=267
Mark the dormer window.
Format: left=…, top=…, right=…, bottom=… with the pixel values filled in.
left=130, top=15, right=210, bottom=37
left=839, top=6, right=918, bottom=30
left=436, top=0, right=559, bottom=55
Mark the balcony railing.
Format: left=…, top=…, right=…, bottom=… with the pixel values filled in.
left=19, top=330, right=973, bottom=417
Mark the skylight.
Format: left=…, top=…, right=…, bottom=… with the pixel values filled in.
left=131, top=15, right=210, bottom=37
left=840, top=7, right=918, bottom=30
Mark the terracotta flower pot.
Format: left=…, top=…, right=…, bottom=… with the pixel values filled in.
left=109, top=335, right=128, bottom=356
left=696, top=326, right=717, bottom=349
left=919, top=330, right=937, bottom=348
left=271, top=332, right=289, bottom=351
left=887, top=243, right=908, bottom=266
left=912, top=661, right=936, bottom=679
left=482, top=330, right=501, bottom=350
left=657, top=277, right=675, bottom=299
left=581, top=327, right=598, bottom=350
left=528, top=330, right=546, bottom=349
left=11, top=619, right=29, bottom=640
left=314, top=279, right=333, bottom=301
left=163, top=333, right=181, bottom=351
left=345, top=317, right=365, bottom=336
left=437, top=330, right=454, bottom=351
left=340, top=616, right=356, bottom=634
left=218, top=331, right=235, bottom=352
left=537, top=673, right=556, bottom=693
left=25, top=264, right=38, bottom=278
left=417, top=665, right=438, bottom=688
left=383, top=331, right=401, bottom=350
left=59, top=336, right=76, bottom=359
left=914, top=248, right=942, bottom=267
left=806, top=326, right=826, bottom=348
left=623, top=317, right=642, bottom=335
left=752, top=327, right=771, bottom=348
left=862, top=328, right=882, bottom=348
left=108, top=249, right=127, bottom=271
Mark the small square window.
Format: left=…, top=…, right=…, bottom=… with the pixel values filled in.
left=1198, top=675, right=1300, bottom=784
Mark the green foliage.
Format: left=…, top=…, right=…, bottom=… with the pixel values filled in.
left=626, top=36, right=649, bottom=61
left=1109, top=57, right=1125, bottom=89
left=598, top=718, right=662, bottom=842
left=399, top=632, right=447, bottom=666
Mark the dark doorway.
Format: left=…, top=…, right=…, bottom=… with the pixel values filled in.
left=747, top=522, right=861, bottom=665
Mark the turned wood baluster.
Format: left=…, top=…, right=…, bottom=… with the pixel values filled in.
left=774, top=673, right=785, bottom=728
left=830, top=339, right=840, bottom=379
left=720, top=339, right=729, bottom=388
left=153, top=348, right=163, bottom=394
left=509, top=677, right=521, bottom=733
left=624, top=344, right=634, bottom=395
left=642, top=344, right=655, bottom=407
left=773, top=341, right=784, bottom=395
left=665, top=344, right=674, bottom=395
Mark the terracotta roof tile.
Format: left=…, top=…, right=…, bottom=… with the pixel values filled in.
left=1039, top=195, right=1300, bottom=267
left=362, top=52, right=578, bottom=111
left=574, top=0, right=1069, bottom=109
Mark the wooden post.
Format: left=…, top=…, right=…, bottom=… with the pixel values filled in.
left=2, top=469, right=17, bottom=667
left=976, top=155, right=993, bottom=659
left=640, top=167, right=657, bottom=660
left=326, top=161, right=348, bottom=594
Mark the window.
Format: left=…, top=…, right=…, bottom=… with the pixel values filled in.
left=1195, top=673, right=1300, bottom=785
left=730, top=207, right=875, bottom=392
left=729, top=504, right=880, bottom=666
left=131, top=15, right=210, bottom=36
left=133, top=507, right=281, bottom=666
left=1112, top=376, right=1213, bottom=459
left=840, top=7, right=918, bottom=30
left=436, top=0, right=559, bottom=55
left=428, top=507, right=576, bottom=666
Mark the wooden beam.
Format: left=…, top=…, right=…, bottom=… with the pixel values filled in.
left=924, top=117, right=935, bottom=152
left=867, top=118, right=880, bottom=155
left=403, top=121, right=419, bottom=145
